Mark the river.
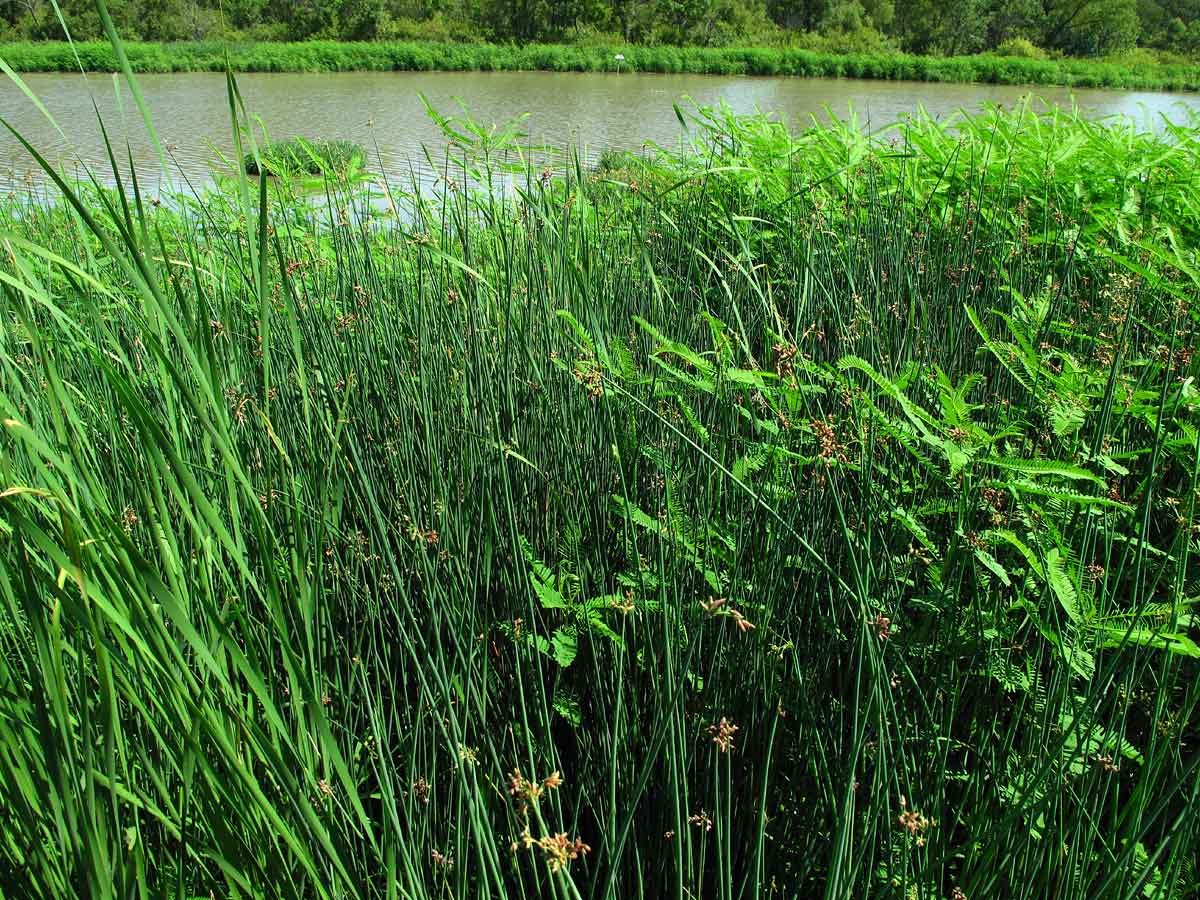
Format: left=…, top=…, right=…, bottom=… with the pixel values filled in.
left=2, top=70, right=1198, bottom=191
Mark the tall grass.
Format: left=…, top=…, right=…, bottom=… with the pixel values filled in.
left=1, top=38, right=1199, bottom=900
left=241, top=137, right=364, bottom=178
left=2, top=39, right=1200, bottom=91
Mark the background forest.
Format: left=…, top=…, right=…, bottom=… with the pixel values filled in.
left=1, top=0, right=1198, bottom=59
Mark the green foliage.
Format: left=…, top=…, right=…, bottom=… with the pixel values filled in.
left=1044, top=0, right=1143, bottom=55
left=2, top=42, right=1200, bottom=900
left=2, top=37, right=1200, bottom=86
left=995, top=35, right=1049, bottom=57
left=0, top=0, right=1196, bottom=58
left=242, top=136, right=365, bottom=177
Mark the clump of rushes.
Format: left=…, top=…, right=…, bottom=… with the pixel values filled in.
left=1, top=24, right=1200, bottom=900
left=243, top=137, right=365, bottom=177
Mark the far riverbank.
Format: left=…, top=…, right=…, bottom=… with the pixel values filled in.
left=3, top=40, right=1200, bottom=92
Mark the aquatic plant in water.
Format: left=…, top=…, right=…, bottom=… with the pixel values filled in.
left=242, top=136, right=365, bottom=177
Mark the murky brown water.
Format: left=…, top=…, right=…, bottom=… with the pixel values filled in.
left=2, top=70, right=1198, bottom=191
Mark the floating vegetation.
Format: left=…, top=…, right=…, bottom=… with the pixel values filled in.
left=242, top=137, right=365, bottom=179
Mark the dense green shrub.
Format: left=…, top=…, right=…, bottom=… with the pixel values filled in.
left=995, top=37, right=1049, bottom=59
left=376, top=12, right=485, bottom=44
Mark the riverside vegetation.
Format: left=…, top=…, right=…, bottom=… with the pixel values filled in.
left=1, top=58, right=1200, bottom=900
left=4, top=39, right=1200, bottom=90
left=3, top=0, right=1200, bottom=89
left=3, top=0, right=1200, bottom=59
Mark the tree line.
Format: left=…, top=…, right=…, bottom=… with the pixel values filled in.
left=2, top=0, right=1198, bottom=57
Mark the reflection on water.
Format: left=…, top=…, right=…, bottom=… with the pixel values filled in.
left=2, top=70, right=1198, bottom=191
